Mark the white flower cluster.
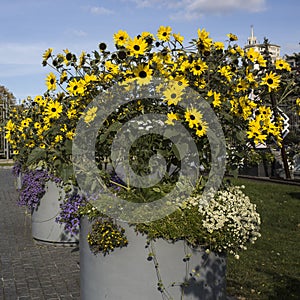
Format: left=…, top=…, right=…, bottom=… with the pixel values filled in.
left=194, top=185, right=261, bottom=257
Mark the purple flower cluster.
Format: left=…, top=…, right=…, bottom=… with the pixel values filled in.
left=18, top=169, right=51, bottom=209
left=12, top=161, right=22, bottom=177
left=56, top=189, right=86, bottom=236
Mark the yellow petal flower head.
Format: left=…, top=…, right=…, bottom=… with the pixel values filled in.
left=214, top=41, right=224, bottom=51
left=67, top=78, right=85, bottom=96
left=218, top=65, right=232, bottom=81
left=45, top=100, right=63, bottom=119
left=114, top=30, right=130, bottom=47
left=185, top=107, right=203, bottom=129
left=275, top=59, right=291, bottom=71
left=34, top=95, right=46, bottom=106
left=173, top=32, right=184, bottom=44
left=133, top=64, right=153, bottom=86
left=163, top=86, right=183, bottom=106
left=257, top=54, right=267, bottom=67
left=257, top=106, right=272, bottom=120
left=227, top=33, right=238, bottom=41
left=212, top=91, right=221, bottom=108
left=247, top=119, right=267, bottom=145
left=246, top=48, right=259, bottom=63
left=191, top=59, right=208, bottom=76
left=60, top=71, right=68, bottom=84
left=165, top=112, right=179, bottom=125
left=42, top=48, right=53, bottom=61
left=195, top=120, right=208, bottom=137
left=84, top=107, right=98, bottom=124
left=20, top=118, right=32, bottom=129
left=66, top=131, right=75, bottom=140
left=127, top=36, right=148, bottom=58
left=157, top=26, right=172, bottom=42
left=5, top=119, right=15, bottom=131
left=45, top=72, right=57, bottom=91
left=78, top=51, right=86, bottom=68
left=54, top=135, right=63, bottom=143
left=197, top=28, right=212, bottom=53
left=260, top=71, right=281, bottom=92
left=105, top=61, right=119, bottom=75
left=34, top=122, right=41, bottom=130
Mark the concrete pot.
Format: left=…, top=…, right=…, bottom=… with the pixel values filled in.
left=31, top=180, right=78, bottom=245
left=80, top=217, right=226, bottom=300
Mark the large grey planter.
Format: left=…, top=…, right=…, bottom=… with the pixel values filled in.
left=31, top=180, right=78, bottom=245
left=80, top=217, right=226, bottom=300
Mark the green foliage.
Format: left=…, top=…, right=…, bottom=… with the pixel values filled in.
left=87, top=218, right=128, bottom=255
left=227, top=178, right=300, bottom=299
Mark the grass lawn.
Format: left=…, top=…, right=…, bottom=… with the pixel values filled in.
left=226, top=178, right=300, bottom=299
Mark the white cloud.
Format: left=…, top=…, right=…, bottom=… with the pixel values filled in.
left=0, top=43, right=46, bottom=65
left=89, top=6, right=114, bottom=15
left=69, top=29, right=88, bottom=37
left=124, top=0, right=266, bottom=20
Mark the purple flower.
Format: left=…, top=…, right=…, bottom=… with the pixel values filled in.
left=56, top=189, right=86, bottom=236
left=18, top=169, right=60, bottom=209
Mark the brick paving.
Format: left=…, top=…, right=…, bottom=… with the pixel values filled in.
left=0, top=167, right=80, bottom=300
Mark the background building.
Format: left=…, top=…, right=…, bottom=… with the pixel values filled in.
left=244, top=25, right=281, bottom=62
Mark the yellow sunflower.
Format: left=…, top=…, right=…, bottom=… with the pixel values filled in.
left=127, top=37, right=148, bottom=58
left=260, top=71, right=281, bottom=92
left=246, top=48, right=259, bottom=63
left=191, top=59, right=208, bottom=76
left=227, top=33, right=238, bottom=41
left=163, top=88, right=183, bottom=106
left=165, top=112, right=179, bottom=125
left=275, top=59, right=291, bottom=71
left=44, top=100, right=63, bottom=119
left=197, top=28, right=212, bottom=52
left=113, top=30, right=130, bottom=47
left=133, top=64, right=153, bottom=86
left=84, top=107, right=98, bottom=124
left=45, top=72, right=57, bottom=91
left=247, top=119, right=267, bottom=145
left=195, top=121, right=208, bottom=137
left=67, top=78, right=85, bottom=96
left=173, top=32, right=184, bottom=44
left=185, top=107, right=203, bottom=129
left=157, top=26, right=172, bottom=42
left=42, top=48, right=53, bottom=61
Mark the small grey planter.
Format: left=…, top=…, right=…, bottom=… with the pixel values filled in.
left=31, top=180, right=78, bottom=245
left=16, top=172, right=22, bottom=190
left=80, top=217, right=226, bottom=300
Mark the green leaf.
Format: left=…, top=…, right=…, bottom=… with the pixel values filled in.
left=27, top=148, right=46, bottom=165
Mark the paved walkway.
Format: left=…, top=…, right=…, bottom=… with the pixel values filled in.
left=0, top=167, right=80, bottom=300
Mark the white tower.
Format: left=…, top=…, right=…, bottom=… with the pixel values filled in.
left=247, top=25, right=258, bottom=45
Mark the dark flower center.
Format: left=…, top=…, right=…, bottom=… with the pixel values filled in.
left=73, top=85, right=78, bottom=90
left=118, top=51, right=127, bottom=59
left=190, top=115, right=195, bottom=120
left=99, top=43, right=107, bottom=51
left=162, top=32, right=167, bottom=36
left=195, top=65, right=201, bottom=71
left=267, top=78, right=274, bottom=85
left=50, top=78, right=55, bottom=84
left=134, top=45, right=140, bottom=51
left=139, top=71, right=147, bottom=78
left=171, top=93, right=177, bottom=99
left=66, top=53, right=72, bottom=61
left=51, top=108, right=57, bottom=112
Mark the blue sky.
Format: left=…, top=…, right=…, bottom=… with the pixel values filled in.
left=1, top=0, right=300, bottom=102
